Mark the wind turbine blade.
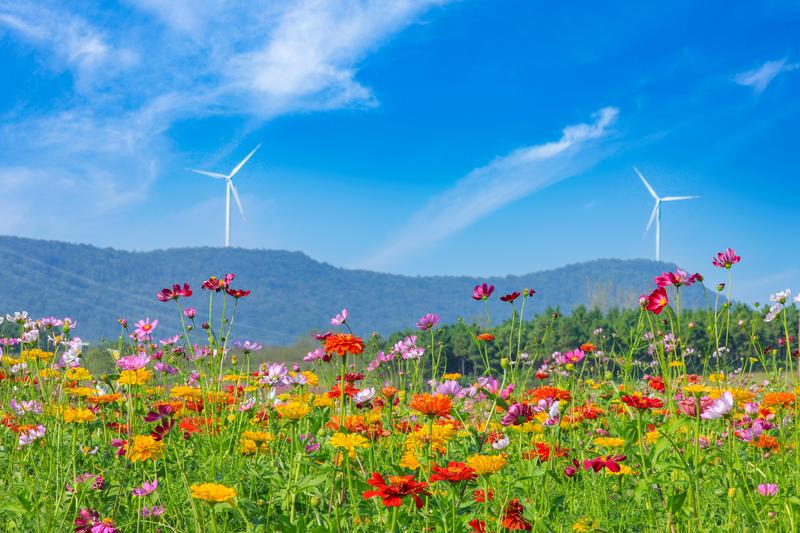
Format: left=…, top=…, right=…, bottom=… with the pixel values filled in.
left=228, top=144, right=262, bottom=179
left=230, top=180, right=245, bottom=218
left=661, top=196, right=700, bottom=202
left=634, top=167, right=659, bottom=200
left=644, top=201, right=658, bottom=234
left=191, top=169, right=228, bottom=179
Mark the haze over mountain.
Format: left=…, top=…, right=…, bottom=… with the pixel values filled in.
left=0, top=235, right=704, bottom=344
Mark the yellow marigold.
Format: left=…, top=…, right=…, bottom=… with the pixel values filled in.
left=399, top=450, right=421, bottom=470
left=39, top=368, right=60, bottom=379
left=275, top=401, right=311, bottom=421
left=86, top=393, right=122, bottom=405
left=683, top=384, right=712, bottom=395
left=126, top=435, right=164, bottom=462
left=313, top=395, right=333, bottom=408
left=606, top=464, right=637, bottom=476
left=170, top=386, right=202, bottom=399
left=465, top=454, right=506, bottom=475
left=21, top=349, right=53, bottom=361
left=329, top=432, right=370, bottom=458
left=191, top=483, right=237, bottom=503
left=118, top=368, right=152, bottom=385
left=242, top=431, right=275, bottom=443
left=405, top=423, right=455, bottom=455
left=573, top=518, right=599, bottom=531
left=63, top=407, right=96, bottom=424
left=65, top=367, right=93, bottom=381
left=442, top=373, right=462, bottom=380
left=646, top=430, right=661, bottom=444
left=711, top=388, right=754, bottom=403
left=2, top=356, right=23, bottom=366
left=301, top=370, right=319, bottom=386
left=223, top=373, right=251, bottom=382
left=66, top=387, right=96, bottom=397
left=593, top=437, right=625, bottom=448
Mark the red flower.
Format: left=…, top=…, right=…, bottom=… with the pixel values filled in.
left=472, top=283, right=494, bottom=301
left=621, top=394, right=663, bottom=410
left=646, top=287, right=669, bottom=315
left=476, top=333, right=495, bottom=342
left=647, top=376, right=665, bottom=392
left=473, top=488, right=494, bottom=502
left=157, top=283, right=192, bottom=302
left=362, top=472, right=429, bottom=509
left=500, top=291, right=521, bottom=302
left=583, top=454, right=626, bottom=473
left=201, top=274, right=234, bottom=292
left=468, top=519, right=487, bottom=533
left=324, top=333, right=365, bottom=357
left=225, top=287, right=251, bottom=299
left=430, top=462, right=477, bottom=483
left=502, top=499, right=532, bottom=530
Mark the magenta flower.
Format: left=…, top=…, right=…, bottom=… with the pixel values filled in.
left=583, top=455, right=626, bottom=473
left=141, top=505, right=166, bottom=518
left=654, top=268, right=701, bottom=288
left=133, top=318, right=158, bottom=340
left=713, top=248, right=741, bottom=269
left=701, top=391, right=734, bottom=420
left=183, top=307, right=197, bottom=319
left=117, top=353, right=150, bottom=371
left=131, top=478, right=158, bottom=497
left=157, top=283, right=192, bottom=302
left=501, top=402, right=535, bottom=426
left=472, top=283, right=494, bottom=301
left=416, top=313, right=440, bottom=331
left=74, top=508, right=118, bottom=533
left=757, top=483, right=778, bottom=497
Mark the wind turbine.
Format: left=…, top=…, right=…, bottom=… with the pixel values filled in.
left=634, top=167, right=699, bottom=261
left=192, top=144, right=261, bottom=247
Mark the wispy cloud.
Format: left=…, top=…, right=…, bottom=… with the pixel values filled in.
left=0, top=0, right=448, bottom=233
left=362, top=107, right=619, bottom=269
left=735, top=58, right=799, bottom=93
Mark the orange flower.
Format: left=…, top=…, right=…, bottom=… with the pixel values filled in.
left=580, top=342, right=597, bottom=353
left=752, top=434, right=779, bottom=450
left=324, top=333, right=365, bottom=357
left=476, top=333, right=495, bottom=342
left=528, top=386, right=572, bottom=403
left=762, top=392, right=795, bottom=409
left=409, top=393, right=452, bottom=418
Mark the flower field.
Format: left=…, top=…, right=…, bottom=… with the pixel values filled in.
left=3, top=249, right=800, bottom=532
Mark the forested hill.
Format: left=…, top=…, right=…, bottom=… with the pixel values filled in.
left=0, top=235, right=707, bottom=344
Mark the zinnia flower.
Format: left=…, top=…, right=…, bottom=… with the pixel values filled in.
left=329, top=432, right=370, bottom=458
left=429, top=462, right=477, bottom=483
left=621, top=394, right=663, bottom=410
left=501, top=499, right=532, bottom=531
left=190, top=482, right=237, bottom=503
left=465, top=454, right=507, bottom=475
left=409, top=393, right=452, bottom=418
left=324, top=333, right=365, bottom=357
left=126, top=435, right=165, bottom=462
left=362, top=472, right=429, bottom=508
left=275, top=401, right=311, bottom=421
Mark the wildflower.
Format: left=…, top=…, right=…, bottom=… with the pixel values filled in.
left=156, top=283, right=192, bottom=302
left=275, top=401, right=311, bottom=421
left=362, top=472, right=429, bottom=508
left=324, top=333, right=365, bottom=357
left=501, top=402, right=535, bottom=426
left=64, top=407, right=97, bottom=424
left=126, top=435, right=165, bottom=462
left=118, top=368, right=152, bottom=385
left=201, top=274, right=234, bottom=292
left=330, top=308, right=348, bottom=326
left=702, top=391, right=734, bottom=420
left=117, top=353, right=150, bottom=371
left=764, top=303, right=783, bottom=323
left=131, top=478, right=158, bottom=496
left=18, top=424, right=46, bottom=446
left=501, top=499, right=532, bottom=531
left=233, top=340, right=262, bottom=353
left=476, top=333, right=495, bottom=342
left=191, top=483, right=237, bottom=503
left=435, top=380, right=462, bottom=397
left=770, top=289, right=791, bottom=304
left=713, top=248, right=741, bottom=269
left=583, top=455, right=626, bottom=473
left=757, top=483, right=778, bottom=497
left=762, top=392, right=795, bottom=409
left=416, top=313, right=440, bottom=331
left=330, top=432, right=369, bottom=458
left=429, top=462, right=477, bottom=483
left=66, top=473, right=105, bottom=493
left=492, top=436, right=510, bottom=450
left=141, top=505, right=166, bottom=518
left=74, top=508, right=118, bottom=533
left=409, top=393, right=452, bottom=418
left=593, top=437, right=625, bottom=448
left=500, top=291, right=521, bottom=302
left=621, top=394, right=663, bottom=410
left=473, top=488, right=494, bottom=502
left=183, top=307, right=197, bottom=319
left=472, top=283, right=494, bottom=301
left=646, top=287, right=669, bottom=315
left=466, top=454, right=507, bottom=475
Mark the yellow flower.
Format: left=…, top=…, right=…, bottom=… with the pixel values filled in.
left=442, top=373, right=462, bottom=380
left=126, top=435, right=165, bottom=462
left=191, top=483, right=237, bottom=503
left=646, top=430, right=661, bottom=444
left=65, top=367, right=92, bottom=381
left=223, top=373, right=251, bottom=382
left=39, top=369, right=60, bottom=379
left=606, top=464, right=636, bottom=476
left=21, top=349, right=53, bottom=361
left=330, top=432, right=370, bottom=458
left=242, top=431, right=275, bottom=443
left=398, top=450, right=421, bottom=470
left=66, top=387, right=96, bottom=397
left=301, top=370, right=319, bottom=386
left=593, top=437, right=625, bottom=448
left=2, top=356, right=23, bottom=366
left=313, top=395, right=333, bottom=408
left=275, top=401, right=311, bottom=421
left=572, top=517, right=599, bottom=531
left=465, top=454, right=507, bottom=475
left=708, top=372, right=725, bottom=383
left=118, top=368, right=152, bottom=385
left=170, top=386, right=202, bottom=399
left=63, top=407, right=96, bottom=423
left=668, top=360, right=684, bottom=368
left=683, top=384, right=712, bottom=395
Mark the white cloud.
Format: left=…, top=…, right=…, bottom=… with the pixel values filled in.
left=362, top=107, right=619, bottom=269
left=735, top=58, right=799, bottom=93
left=0, top=0, right=448, bottom=229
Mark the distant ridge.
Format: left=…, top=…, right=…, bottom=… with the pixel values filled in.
left=0, top=235, right=701, bottom=344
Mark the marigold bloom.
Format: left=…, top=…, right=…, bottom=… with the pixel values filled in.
left=86, top=393, right=122, bottom=405
left=593, top=437, right=625, bottom=448
left=191, top=483, right=237, bottom=503
left=762, top=392, right=795, bottom=409
left=362, top=472, right=429, bottom=508
left=465, top=454, right=507, bottom=475
left=170, top=386, right=202, bottom=399
left=65, top=367, right=92, bottom=381
left=324, top=333, right=365, bottom=357
left=63, top=407, right=96, bottom=424
left=275, top=401, right=311, bottom=421
left=118, top=368, right=152, bottom=385
left=429, top=461, right=477, bottom=483
left=126, top=435, right=164, bottom=462
left=409, top=393, right=452, bottom=418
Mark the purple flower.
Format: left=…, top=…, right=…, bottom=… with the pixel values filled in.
left=713, top=248, right=741, bottom=269
left=18, top=424, right=46, bottom=447
left=131, top=478, right=158, bottom=497
left=757, top=483, right=778, bottom=497
left=159, top=335, right=181, bottom=346
left=330, top=308, right=348, bottom=326
left=141, top=505, right=166, bottom=518
left=435, top=380, right=462, bottom=397
left=233, top=340, right=263, bottom=353
left=154, top=361, right=178, bottom=375
left=416, top=313, right=440, bottom=331
left=117, top=353, right=150, bottom=371
left=304, top=347, right=326, bottom=362
left=501, top=402, right=535, bottom=426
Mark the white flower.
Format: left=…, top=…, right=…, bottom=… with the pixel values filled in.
left=702, top=391, right=734, bottom=420
left=764, top=303, right=783, bottom=323
left=354, top=387, right=376, bottom=404
left=492, top=436, right=510, bottom=450
left=6, top=311, right=28, bottom=323
left=795, top=293, right=800, bottom=303
left=770, top=289, right=791, bottom=304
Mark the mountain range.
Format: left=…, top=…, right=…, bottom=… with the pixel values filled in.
left=0, top=235, right=703, bottom=344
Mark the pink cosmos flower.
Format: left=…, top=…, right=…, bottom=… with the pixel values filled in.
left=712, top=247, right=740, bottom=269
left=117, top=353, right=150, bottom=371
left=133, top=318, right=158, bottom=340
left=157, top=283, right=192, bottom=302
left=472, top=283, right=494, bottom=301
left=131, top=478, right=158, bottom=497
left=330, top=308, right=348, bottom=326
left=701, top=391, right=734, bottom=420
left=416, top=313, right=440, bottom=331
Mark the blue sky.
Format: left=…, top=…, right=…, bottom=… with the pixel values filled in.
left=1, top=1, right=798, bottom=303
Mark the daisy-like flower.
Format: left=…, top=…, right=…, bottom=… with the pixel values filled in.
left=329, top=432, right=370, bottom=458
left=133, top=318, right=158, bottom=340
left=770, top=289, right=791, bottom=304
left=18, top=424, right=46, bottom=447
left=324, top=333, right=365, bottom=357
left=429, top=462, right=477, bottom=483
left=274, top=401, right=311, bottom=421
left=713, top=248, right=741, bottom=269
left=416, top=313, right=440, bottom=331
left=362, top=472, right=429, bottom=509
left=701, top=391, right=734, bottom=420
left=330, top=308, right=348, bottom=326
left=191, top=483, right=237, bottom=503
left=466, top=454, right=507, bottom=475
left=131, top=478, right=158, bottom=496
left=117, top=353, right=150, bottom=371
left=141, top=505, right=166, bottom=518
left=409, top=393, right=452, bottom=418
left=156, top=283, right=192, bottom=302
left=472, top=283, right=494, bottom=301
left=126, top=435, right=165, bottom=462
left=757, top=483, right=778, bottom=497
